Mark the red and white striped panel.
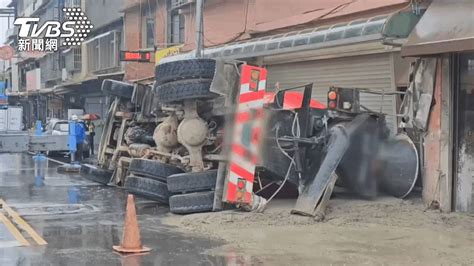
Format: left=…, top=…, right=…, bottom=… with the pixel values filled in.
left=223, top=65, right=267, bottom=205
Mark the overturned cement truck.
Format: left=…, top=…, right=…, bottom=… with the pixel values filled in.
left=82, top=58, right=419, bottom=216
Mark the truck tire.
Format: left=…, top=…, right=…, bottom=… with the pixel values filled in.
left=169, top=191, right=215, bottom=214
left=167, top=170, right=217, bottom=193
left=125, top=175, right=171, bottom=204
left=101, top=79, right=134, bottom=99
left=81, top=164, right=113, bottom=185
left=154, top=79, right=216, bottom=103
left=128, top=159, right=183, bottom=182
left=155, top=59, right=216, bottom=85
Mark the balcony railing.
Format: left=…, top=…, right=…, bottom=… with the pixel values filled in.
left=65, top=0, right=81, bottom=8
left=86, top=31, right=121, bottom=73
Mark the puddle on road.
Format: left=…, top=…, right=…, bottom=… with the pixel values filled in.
left=12, top=203, right=99, bottom=216
left=0, top=153, right=275, bottom=265
left=42, top=178, right=96, bottom=187
left=2, top=214, right=255, bottom=266
left=0, top=168, right=36, bottom=173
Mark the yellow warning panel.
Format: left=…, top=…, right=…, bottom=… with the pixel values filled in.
left=155, top=45, right=182, bottom=66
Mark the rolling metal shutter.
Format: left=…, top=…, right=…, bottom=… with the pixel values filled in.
left=84, top=95, right=107, bottom=118
left=266, top=53, right=397, bottom=132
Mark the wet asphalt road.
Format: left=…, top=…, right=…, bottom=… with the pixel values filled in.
left=0, top=153, right=236, bottom=266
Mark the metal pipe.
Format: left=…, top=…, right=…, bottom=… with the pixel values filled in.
left=195, top=0, right=204, bottom=58
left=36, top=96, right=40, bottom=120
left=212, top=162, right=227, bottom=211
left=358, top=90, right=407, bottom=95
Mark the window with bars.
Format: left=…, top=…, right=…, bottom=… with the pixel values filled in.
left=142, top=7, right=155, bottom=48
left=41, top=53, right=63, bottom=81
left=73, top=47, right=81, bottom=70
left=65, top=47, right=82, bottom=71
left=170, top=0, right=191, bottom=9
left=167, top=0, right=186, bottom=47
left=170, top=13, right=185, bottom=45
left=87, top=32, right=120, bottom=73
left=65, top=0, right=81, bottom=8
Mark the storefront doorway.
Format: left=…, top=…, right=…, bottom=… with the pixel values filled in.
left=453, top=52, right=474, bottom=213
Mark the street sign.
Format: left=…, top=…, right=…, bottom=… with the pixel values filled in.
left=0, top=81, right=4, bottom=95
left=0, top=81, right=7, bottom=109
left=119, top=51, right=151, bottom=62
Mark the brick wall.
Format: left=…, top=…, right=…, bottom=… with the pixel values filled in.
left=123, top=0, right=409, bottom=80
left=124, top=5, right=154, bottom=81
left=123, top=0, right=167, bottom=81
left=180, top=0, right=409, bottom=52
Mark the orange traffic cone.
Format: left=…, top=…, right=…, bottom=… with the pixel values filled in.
left=113, top=194, right=151, bottom=253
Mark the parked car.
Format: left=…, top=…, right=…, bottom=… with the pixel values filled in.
left=45, top=119, right=90, bottom=159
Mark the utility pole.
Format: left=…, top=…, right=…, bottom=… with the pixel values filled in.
left=195, top=0, right=204, bottom=58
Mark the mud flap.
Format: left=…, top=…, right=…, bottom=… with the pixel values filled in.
left=314, top=173, right=338, bottom=221
left=292, top=114, right=373, bottom=216
left=291, top=124, right=349, bottom=216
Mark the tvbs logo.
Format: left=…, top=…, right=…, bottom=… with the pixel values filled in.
left=15, top=18, right=76, bottom=38
left=14, top=7, right=93, bottom=52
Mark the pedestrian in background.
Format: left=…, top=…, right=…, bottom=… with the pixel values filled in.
left=86, top=120, right=95, bottom=155
left=71, top=115, right=86, bottom=161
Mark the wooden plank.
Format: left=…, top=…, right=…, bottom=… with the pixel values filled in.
left=0, top=212, right=30, bottom=247
left=0, top=200, right=47, bottom=245
left=414, top=58, right=437, bottom=130
left=422, top=59, right=442, bottom=208
left=439, top=56, right=453, bottom=212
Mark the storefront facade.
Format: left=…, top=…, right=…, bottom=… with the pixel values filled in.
left=402, top=0, right=474, bottom=213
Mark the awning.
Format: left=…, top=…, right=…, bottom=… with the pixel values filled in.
left=83, top=31, right=115, bottom=45
left=401, top=0, right=474, bottom=57
left=162, top=14, right=394, bottom=63
left=206, top=15, right=390, bottom=59
left=53, top=72, right=124, bottom=95
left=162, top=11, right=420, bottom=65
left=95, top=71, right=125, bottom=79
left=6, top=88, right=54, bottom=97
left=53, top=77, right=96, bottom=95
